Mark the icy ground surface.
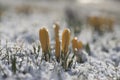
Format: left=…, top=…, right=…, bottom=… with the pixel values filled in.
left=0, top=12, right=120, bottom=80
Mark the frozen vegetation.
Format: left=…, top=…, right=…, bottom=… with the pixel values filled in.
left=0, top=0, right=120, bottom=80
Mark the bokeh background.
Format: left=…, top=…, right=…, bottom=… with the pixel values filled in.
left=0, top=0, right=120, bottom=44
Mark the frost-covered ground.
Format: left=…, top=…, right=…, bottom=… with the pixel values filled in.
left=0, top=0, right=120, bottom=80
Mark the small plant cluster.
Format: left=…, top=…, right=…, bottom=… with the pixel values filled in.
left=87, top=16, right=114, bottom=33
left=0, top=40, right=25, bottom=75
left=39, top=23, right=83, bottom=70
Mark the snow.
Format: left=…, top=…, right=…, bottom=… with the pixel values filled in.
left=0, top=0, right=120, bottom=80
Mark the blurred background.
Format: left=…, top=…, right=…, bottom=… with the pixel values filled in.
left=0, top=0, right=120, bottom=44
left=0, top=0, right=120, bottom=22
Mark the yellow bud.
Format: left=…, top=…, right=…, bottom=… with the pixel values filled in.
left=62, top=28, right=70, bottom=55
left=39, top=27, right=50, bottom=53
left=55, top=38, right=60, bottom=61
left=53, top=23, right=59, bottom=39
left=77, top=41, right=83, bottom=49
left=72, top=37, right=78, bottom=51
